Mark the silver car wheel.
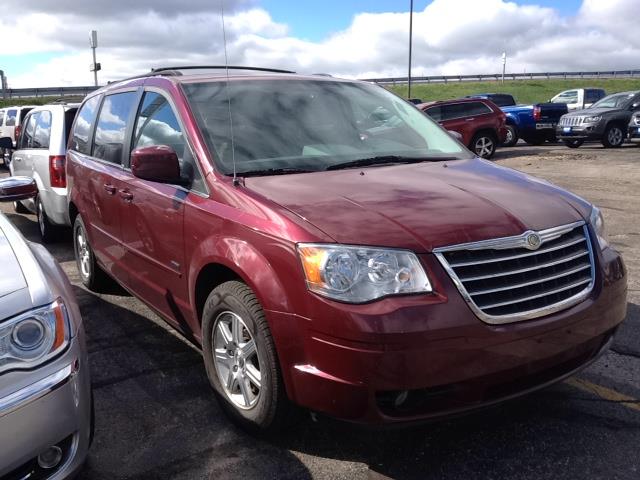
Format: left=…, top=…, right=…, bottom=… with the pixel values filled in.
left=213, top=311, right=261, bottom=410
left=608, top=127, right=623, bottom=146
left=475, top=136, right=494, bottom=157
left=76, top=227, right=91, bottom=279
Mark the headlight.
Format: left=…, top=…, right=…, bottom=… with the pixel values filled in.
left=589, top=206, right=609, bottom=250
left=633, top=116, right=640, bottom=126
left=584, top=116, right=601, bottom=123
left=0, top=298, right=70, bottom=373
left=297, top=244, right=432, bottom=303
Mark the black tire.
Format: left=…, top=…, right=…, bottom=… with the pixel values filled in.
left=563, top=139, right=584, bottom=148
left=471, top=132, right=497, bottom=159
left=601, top=124, right=625, bottom=148
left=202, top=281, right=293, bottom=434
left=502, top=125, right=518, bottom=147
left=73, top=215, right=110, bottom=291
left=13, top=200, right=30, bottom=214
left=36, top=197, right=60, bottom=243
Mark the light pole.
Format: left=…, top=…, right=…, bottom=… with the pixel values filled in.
left=408, top=0, right=414, bottom=99
left=89, top=30, right=101, bottom=87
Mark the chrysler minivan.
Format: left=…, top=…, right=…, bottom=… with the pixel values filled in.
left=66, top=66, right=627, bottom=431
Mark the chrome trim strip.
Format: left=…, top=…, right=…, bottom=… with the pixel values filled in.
left=447, top=235, right=586, bottom=267
left=434, top=221, right=585, bottom=253
left=468, top=264, right=592, bottom=296
left=0, top=364, right=72, bottom=417
left=477, top=276, right=592, bottom=310
left=434, top=223, right=595, bottom=325
left=458, top=250, right=589, bottom=282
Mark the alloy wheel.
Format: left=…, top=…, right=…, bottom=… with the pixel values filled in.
left=212, top=311, right=262, bottom=410
left=608, top=127, right=623, bottom=146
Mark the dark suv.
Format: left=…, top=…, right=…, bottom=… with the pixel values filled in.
left=557, top=91, right=640, bottom=148
left=66, top=66, right=627, bottom=432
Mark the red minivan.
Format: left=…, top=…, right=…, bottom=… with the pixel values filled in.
left=66, top=67, right=627, bottom=431
left=418, top=98, right=507, bottom=159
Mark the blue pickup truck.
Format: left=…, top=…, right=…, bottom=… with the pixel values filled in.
left=466, top=93, right=568, bottom=146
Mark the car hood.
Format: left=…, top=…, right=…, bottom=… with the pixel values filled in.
left=564, top=107, right=621, bottom=116
left=244, top=158, right=591, bottom=252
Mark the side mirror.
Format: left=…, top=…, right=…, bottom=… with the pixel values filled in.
left=130, top=145, right=183, bottom=184
left=0, top=137, right=14, bottom=150
left=0, top=176, right=37, bottom=202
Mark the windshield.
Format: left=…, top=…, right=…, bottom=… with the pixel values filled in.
left=182, top=79, right=470, bottom=175
left=590, top=92, right=638, bottom=109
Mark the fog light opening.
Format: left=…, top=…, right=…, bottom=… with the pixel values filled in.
left=394, top=390, right=409, bottom=407
left=37, top=445, right=63, bottom=469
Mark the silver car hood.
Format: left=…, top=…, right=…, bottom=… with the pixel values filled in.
left=0, top=214, right=51, bottom=321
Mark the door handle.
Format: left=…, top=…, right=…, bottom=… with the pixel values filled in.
left=119, top=190, right=134, bottom=202
left=13, top=157, right=22, bottom=162
left=465, top=117, right=476, bottom=121
left=103, top=184, right=117, bottom=195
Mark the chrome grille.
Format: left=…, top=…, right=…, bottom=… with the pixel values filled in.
left=434, top=222, right=595, bottom=325
left=559, top=116, right=584, bottom=127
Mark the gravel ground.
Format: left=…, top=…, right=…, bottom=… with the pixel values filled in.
left=1, top=141, right=638, bottom=480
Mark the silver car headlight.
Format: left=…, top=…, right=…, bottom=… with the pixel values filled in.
left=584, top=115, right=601, bottom=123
left=589, top=206, right=609, bottom=250
left=297, top=244, right=432, bottom=303
left=0, top=298, right=70, bottom=374
left=633, top=116, right=640, bottom=126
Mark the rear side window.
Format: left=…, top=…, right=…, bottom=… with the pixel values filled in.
left=71, top=95, right=100, bottom=154
left=19, top=113, right=37, bottom=149
left=32, top=110, right=52, bottom=149
left=64, top=108, right=78, bottom=145
left=132, top=91, right=205, bottom=192
left=6, top=109, right=17, bottom=127
left=93, top=92, right=137, bottom=164
left=492, top=95, right=515, bottom=107
left=440, top=103, right=472, bottom=121
left=586, top=90, right=604, bottom=103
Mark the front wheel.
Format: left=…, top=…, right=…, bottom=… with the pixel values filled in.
left=602, top=124, right=625, bottom=148
left=471, top=132, right=497, bottom=159
left=202, top=281, right=293, bottom=434
left=563, top=139, right=584, bottom=148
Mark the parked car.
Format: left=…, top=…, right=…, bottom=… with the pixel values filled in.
left=628, top=112, right=640, bottom=144
left=67, top=66, right=626, bottom=432
left=0, top=176, right=92, bottom=478
left=1, top=103, right=79, bottom=242
left=550, top=88, right=606, bottom=111
left=0, top=105, right=37, bottom=153
left=557, top=90, right=640, bottom=148
left=418, top=98, right=507, bottom=158
left=500, top=102, right=568, bottom=146
left=464, top=94, right=567, bottom=147
left=465, top=93, right=516, bottom=107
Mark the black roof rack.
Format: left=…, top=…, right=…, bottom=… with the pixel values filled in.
left=150, top=65, right=296, bottom=75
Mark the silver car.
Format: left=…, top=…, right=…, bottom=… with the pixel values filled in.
left=0, top=177, right=91, bottom=478
left=1, top=103, right=79, bottom=242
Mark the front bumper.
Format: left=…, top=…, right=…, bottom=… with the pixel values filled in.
left=0, top=331, right=92, bottom=479
left=556, top=123, right=604, bottom=140
left=270, top=246, right=627, bottom=424
left=628, top=125, right=640, bottom=142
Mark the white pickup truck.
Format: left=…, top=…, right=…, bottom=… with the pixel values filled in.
left=550, top=88, right=606, bottom=111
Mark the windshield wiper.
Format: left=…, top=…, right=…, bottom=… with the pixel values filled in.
left=326, top=155, right=456, bottom=171
left=236, top=167, right=317, bottom=177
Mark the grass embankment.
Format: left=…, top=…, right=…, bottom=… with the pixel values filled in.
left=389, top=78, right=640, bottom=104
left=0, top=96, right=85, bottom=108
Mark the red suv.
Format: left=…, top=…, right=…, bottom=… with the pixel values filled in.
left=418, top=98, right=507, bottom=158
left=66, top=67, right=627, bottom=431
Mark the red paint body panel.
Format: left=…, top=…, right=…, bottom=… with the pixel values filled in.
left=66, top=73, right=628, bottom=424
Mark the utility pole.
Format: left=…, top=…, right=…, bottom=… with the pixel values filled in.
left=89, top=30, right=101, bottom=87
left=501, top=51, right=507, bottom=84
left=408, top=0, right=414, bottom=99
left=0, top=70, right=6, bottom=99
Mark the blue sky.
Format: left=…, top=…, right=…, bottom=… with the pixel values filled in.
left=259, top=0, right=583, bottom=41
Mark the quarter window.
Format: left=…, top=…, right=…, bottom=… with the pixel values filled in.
left=32, top=111, right=52, bottom=149
left=19, top=113, right=37, bottom=149
left=6, top=109, right=17, bottom=127
left=71, top=95, right=100, bottom=154
left=132, top=91, right=205, bottom=192
left=93, top=92, right=137, bottom=165
left=466, top=102, right=492, bottom=116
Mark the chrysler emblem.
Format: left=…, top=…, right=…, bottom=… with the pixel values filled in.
left=525, top=233, right=542, bottom=250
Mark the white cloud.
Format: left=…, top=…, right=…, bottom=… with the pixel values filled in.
left=3, top=0, right=640, bottom=87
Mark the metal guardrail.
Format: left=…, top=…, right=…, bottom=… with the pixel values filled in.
left=1, top=69, right=639, bottom=98
left=362, top=69, right=640, bottom=85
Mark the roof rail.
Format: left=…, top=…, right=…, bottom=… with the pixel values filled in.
left=150, top=65, right=296, bottom=75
